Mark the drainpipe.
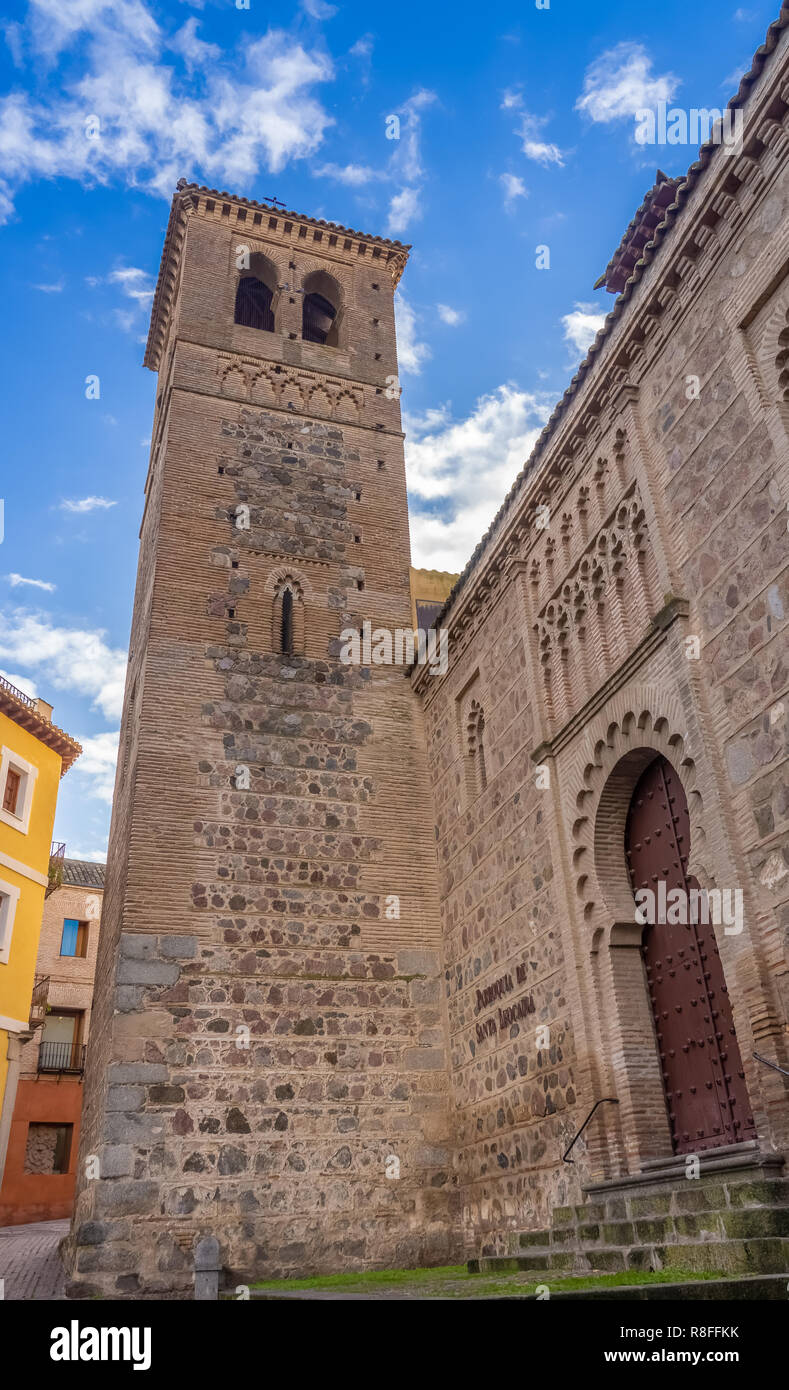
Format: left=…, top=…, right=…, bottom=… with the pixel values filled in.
left=0, top=1028, right=33, bottom=1188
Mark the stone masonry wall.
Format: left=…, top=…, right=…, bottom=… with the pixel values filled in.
left=415, top=20, right=789, bottom=1251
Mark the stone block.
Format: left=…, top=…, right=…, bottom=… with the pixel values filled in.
left=101, top=1146, right=135, bottom=1178
left=160, top=935, right=199, bottom=959
left=95, top=1180, right=160, bottom=1216
left=116, top=959, right=181, bottom=987
left=105, top=1085, right=145, bottom=1112
left=673, top=1183, right=727, bottom=1213
left=629, top=1192, right=672, bottom=1219
left=108, top=1064, right=170, bottom=1085
left=602, top=1221, right=635, bottom=1245
left=403, top=1048, right=445, bottom=1071
left=397, top=950, right=440, bottom=977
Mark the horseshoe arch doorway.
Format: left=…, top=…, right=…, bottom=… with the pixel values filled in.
left=624, top=754, right=755, bottom=1154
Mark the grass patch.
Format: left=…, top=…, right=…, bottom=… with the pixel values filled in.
left=250, top=1264, right=466, bottom=1291
left=249, top=1264, right=731, bottom=1298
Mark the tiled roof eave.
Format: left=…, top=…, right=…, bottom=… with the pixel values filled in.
left=0, top=688, right=82, bottom=774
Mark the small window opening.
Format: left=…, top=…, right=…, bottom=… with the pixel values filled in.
left=234, top=276, right=275, bottom=331
left=281, top=587, right=294, bottom=654
left=303, top=292, right=337, bottom=345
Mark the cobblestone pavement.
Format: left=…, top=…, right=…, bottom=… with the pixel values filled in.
left=0, top=1219, right=68, bottom=1300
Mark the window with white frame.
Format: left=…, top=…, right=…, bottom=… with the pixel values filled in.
left=0, top=746, right=37, bottom=835
left=0, top=878, right=21, bottom=965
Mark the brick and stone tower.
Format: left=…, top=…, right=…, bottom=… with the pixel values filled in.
left=65, top=185, right=456, bottom=1295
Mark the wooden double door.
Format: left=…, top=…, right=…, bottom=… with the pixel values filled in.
left=625, top=755, right=755, bottom=1154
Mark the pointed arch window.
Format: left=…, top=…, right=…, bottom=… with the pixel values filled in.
left=272, top=576, right=305, bottom=655
left=303, top=292, right=336, bottom=345
left=300, top=270, right=341, bottom=347
left=235, top=276, right=275, bottom=332
left=281, top=587, right=294, bottom=654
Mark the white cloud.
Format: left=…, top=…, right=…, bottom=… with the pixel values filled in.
left=349, top=35, right=373, bottom=59
left=516, top=112, right=565, bottom=166
left=0, top=609, right=127, bottom=720
left=575, top=42, right=678, bottom=124
left=31, top=279, right=64, bottom=292
left=29, top=0, right=159, bottom=60
left=389, top=89, right=436, bottom=183
left=6, top=573, right=56, bottom=592
left=70, top=728, right=119, bottom=804
left=168, top=17, right=219, bottom=71
left=60, top=495, right=117, bottom=513
left=561, top=302, right=607, bottom=357
left=302, top=0, right=337, bottom=17
left=313, top=161, right=379, bottom=185
left=0, top=8, right=335, bottom=222
left=388, top=186, right=422, bottom=236
left=65, top=844, right=108, bottom=861
left=436, top=304, right=465, bottom=326
left=3, top=21, right=25, bottom=67
left=405, top=385, right=554, bottom=572
left=733, top=7, right=756, bottom=20
left=385, top=89, right=436, bottom=237
left=108, top=265, right=154, bottom=306
left=500, top=172, right=527, bottom=207
left=395, top=295, right=431, bottom=375
left=500, top=88, right=523, bottom=110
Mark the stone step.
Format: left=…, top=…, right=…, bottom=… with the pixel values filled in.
left=505, top=1177, right=789, bottom=1256
left=551, top=1274, right=789, bottom=1302
left=512, top=1201, right=789, bottom=1257
left=475, top=1235, right=789, bottom=1279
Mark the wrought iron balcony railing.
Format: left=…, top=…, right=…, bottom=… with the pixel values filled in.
left=0, top=672, right=36, bottom=709
left=29, top=974, right=50, bottom=1029
left=37, top=1041, right=86, bottom=1075
left=46, top=841, right=66, bottom=898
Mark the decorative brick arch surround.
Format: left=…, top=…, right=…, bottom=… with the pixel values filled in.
left=565, top=689, right=719, bottom=1175
left=573, top=703, right=705, bottom=937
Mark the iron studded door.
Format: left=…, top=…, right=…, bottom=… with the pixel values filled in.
left=625, top=755, right=755, bottom=1154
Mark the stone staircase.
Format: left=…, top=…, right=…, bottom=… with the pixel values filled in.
left=470, top=1155, right=789, bottom=1280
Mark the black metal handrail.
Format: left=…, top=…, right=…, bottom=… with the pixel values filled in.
left=562, top=1097, right=619, bottom=1164
left=38, top=1041, right=86, bottom=1074
left=753, top=1050, right=789, bottom=1079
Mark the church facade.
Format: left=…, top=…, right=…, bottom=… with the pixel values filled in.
left=66, top=9, right=789, bottom=1296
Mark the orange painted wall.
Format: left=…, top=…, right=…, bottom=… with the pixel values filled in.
left=0, top=1078, right=83, bottom=1225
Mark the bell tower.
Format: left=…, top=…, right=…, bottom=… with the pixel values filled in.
left=66, top=184, right=455, bottom=1296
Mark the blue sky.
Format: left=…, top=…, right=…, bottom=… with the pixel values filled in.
left=0, top=0, right=774, bottom=858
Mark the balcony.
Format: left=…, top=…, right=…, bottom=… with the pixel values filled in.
left=29, top=974, right=50, bottom=1030
left=46, top=841, right=66, bottom=898
left=37, top=1041, right=86, bottom=1075
left=0, top=672, right=36, bottom=709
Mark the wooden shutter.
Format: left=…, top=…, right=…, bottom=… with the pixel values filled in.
left=3, top=768, right=21, bottom=815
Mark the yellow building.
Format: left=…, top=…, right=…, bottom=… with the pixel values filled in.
left=0, top=676, right=80, bottom=1186
left=409, top=567, right=458, bottom=634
